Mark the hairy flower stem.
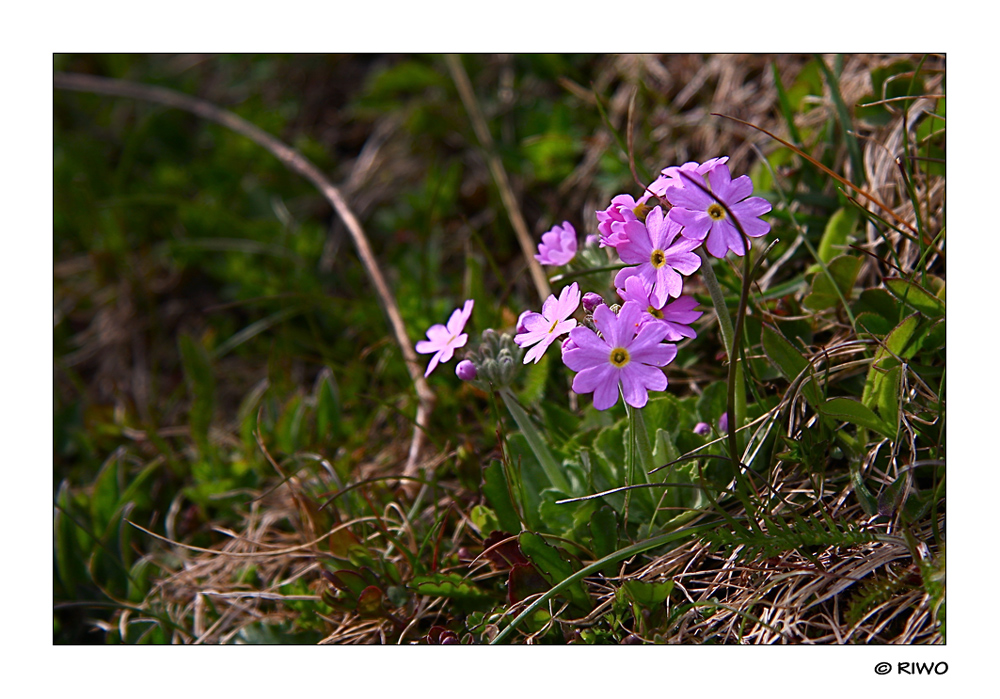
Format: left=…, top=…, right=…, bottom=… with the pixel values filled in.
left=699, top=249, right=759, bottom=532
left=697, top=251, right=747, bottom=454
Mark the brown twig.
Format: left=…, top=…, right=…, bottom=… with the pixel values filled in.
left=54, top=71, right=434, bottom=481
left=444, top=54, right=552, bottom=303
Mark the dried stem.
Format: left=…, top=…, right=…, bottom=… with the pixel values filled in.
left=444, top=55, right=552, bottom=303
left=54, top=71, right=434, bottom=480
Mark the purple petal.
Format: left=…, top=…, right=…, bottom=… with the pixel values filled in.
left=572, top=362, right=616, bottom=395
left=591, top=369, right=622, bottom=410
left=423, top=351, right=443, bottom=377
left=416, top=339, right=440, bottom=354
left=629, top=337, right=677, bottom=367
left=654, top=265, right=683, bottom=302
left=731, top=196, right=772, bottom=219
left=643, top=207, right=667, bottom=248
left=541, top=294, right=558, bottom=320
left=555, top=282, right=581, bottom=320
left=705, top=220, right=744, bottom=258
left=668, top=208, right=712, bottom=240
left=613, top=302, right=644, bottom=347
left=663, top=321, right=696, bottom=341
left=707, top=164, right=735, bottom=199
left=665, top=178, right=713, bottom=209
left=523, top=336, right=555, bottom=364
left=736, top=215, right=771, bottom=239
left=627, top=320, right=670, bottom=351
left=590, top=304, right=618, bottom=343
left=619, top=366, right=650, bottom=408
left=615, top=220, right=653, bottom=263
left=618, top=275, right=650, bottom=306
left=665, top=249, right=702, bottom=278
left=621, top=364, right=668, bottom=407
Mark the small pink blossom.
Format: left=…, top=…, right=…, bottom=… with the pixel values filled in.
left=514, top=283, right=581, bottom=364
left=612, top=206, right=702, bottom=307
left=616, top=276, right=703, bottom=341
left=596, top=194, right=649, bottom=249
left=416, top=300, right=474, bottom=377
left=646, top=157, right=730, bottom=197
left=535, top=221, right=578, bottom=266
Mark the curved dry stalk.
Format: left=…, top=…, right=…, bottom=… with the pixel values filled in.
left=54, top=71, right=434, bottom=480
left=444, top=55, right=552, bottom=303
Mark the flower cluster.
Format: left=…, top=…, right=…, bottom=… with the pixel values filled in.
left=417, top=157, right=770, bottom=413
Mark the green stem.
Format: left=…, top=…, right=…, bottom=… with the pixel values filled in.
left=698, top=251, right=747, bottom=456
left=498, top=388, right=570, bottom=493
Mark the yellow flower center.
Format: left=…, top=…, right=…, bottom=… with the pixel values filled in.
left=549, top=319, right=559, bottom=333
left=647, top=306, right=664, bottom=319
left=609, top=347, right=630, bottom=368
left=707, top=202, right=726, bottom=221
left=650, top=249, right=666, bottom=268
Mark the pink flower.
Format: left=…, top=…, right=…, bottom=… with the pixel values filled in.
left=416, top=299, right=474, bottom=377
left=616, top=276, right=703, bottom=341
left=563, top=302, right=677, bottom=410
left=595, top=194, right=649, bottom=249
left=514, top=282, right=581, bottom=364
left=535, top=221, right=578, bottom=266
left=666, top=162, right=771, bottom=258
left=646, top=157, right=730, bottom=197
left=612, top=206, right=702, bottom=307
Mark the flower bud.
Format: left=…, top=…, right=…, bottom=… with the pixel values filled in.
left=582, top=292, right=605, bottom=314
left=481, top=358, right=499, bottom=378
left=693, top=422, right=711, bottom=436
left=455, top=360, right=477, bottom=381
left=718, top=413, right=729, bottom=433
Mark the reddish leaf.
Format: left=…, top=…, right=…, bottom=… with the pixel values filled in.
left=483, top=531, right=528, bottom=571
left=507, top=563, right=548, bottom=605
left=356, top=585, right=384, bottom=617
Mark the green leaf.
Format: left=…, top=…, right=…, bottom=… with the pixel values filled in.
left=853, top=288, right=903, bottom=324
left=90, top=451, right=122, bottom=535
left=885, top=277, right=945, bottom=318
left=178, top=333, right=216, bottom=454
left=518, top=532, right=593, bottom=612
left=518, top=352, right=549, bottom=406
left=696, top=381, right=728, bottom=425
left=818, top=398, right=894, bottom=439
left=588, top=506, right=619, bottom=576
left=410, top=573, right=491, bottom=601
left=55, top=480, right=88, bottom=597
left=481, top=460, right=522, bottom=534
left=851, top=465, right=879, bottom=516
left=855, top=312, right=896, bottom=338
left=314, top=369, right=341, bottom=441
left=817, top=207, right=859, bottom=263
left=862, top=313, right=920, bottom=410
left=761, top=324, right=821, bottom=407
left=499, top=389, right=570, bottom=493
left=469, top=504, right=501, bottom=537
left=622, top=579, right=675, bottom=609
left=803, top=255, right=861, bottom=311
left=878, top=474, right=909, bottom=517
left=874, top=364, right=901, bottom=433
